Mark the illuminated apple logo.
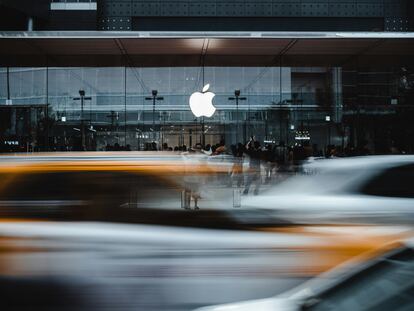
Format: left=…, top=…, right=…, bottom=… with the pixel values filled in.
left=189, top=84, right=216, bottom=118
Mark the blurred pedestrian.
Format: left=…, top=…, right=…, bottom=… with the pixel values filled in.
left=292, top=144, right=306, bottom=172
left=273, top=141, right=288, bottom=181
left=231, top=143, right=244, bottom=187
left=263, top=144, right=274, bottom=183
left=243, top=138, right=262, bottom=195
left=212, top=140, right=226, bottom=155
left=182, top=144, right=206, bottom=209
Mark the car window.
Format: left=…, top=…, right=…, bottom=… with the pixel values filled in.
left=0, top=171, right=181, bottom=220
left=0, top=172, right=77, bottom=200
left=304, top=248, right=414, bottom=311
left=360, top=164, right=414, bottom=198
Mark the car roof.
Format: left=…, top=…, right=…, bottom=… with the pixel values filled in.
left=0, top=151, right=231, bottom=174
left=305, top=155, right=414, bottom=172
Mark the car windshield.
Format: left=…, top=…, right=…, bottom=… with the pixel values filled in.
left=303, top=247, right=414, bottom=311
left=258, top=168, right=368, bottom=195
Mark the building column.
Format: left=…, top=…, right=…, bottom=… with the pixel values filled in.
left=332, top=67, right=343, bottom=124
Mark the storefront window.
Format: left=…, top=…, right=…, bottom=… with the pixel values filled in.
left=0, top=65, right=413, bottom=153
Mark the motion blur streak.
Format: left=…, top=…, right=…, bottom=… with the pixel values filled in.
left=0, top=154, right=413, bottom=310
left=0, top=221, right=411, bottom=310
left=0, top=152, right=231, bottom=174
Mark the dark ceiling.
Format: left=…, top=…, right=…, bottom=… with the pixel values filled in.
left=0, top=31, right=413, bottom=67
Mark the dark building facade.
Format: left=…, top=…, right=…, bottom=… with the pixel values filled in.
left=0, top=0, right=97, bottom=31
left=98, top=0, right=414, bottom=31
left=0, top=1, right=413, bottom=32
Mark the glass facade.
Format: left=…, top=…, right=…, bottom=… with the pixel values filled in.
left=0, top=65, right=413, bottom=154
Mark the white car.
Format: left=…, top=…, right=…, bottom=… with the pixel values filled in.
left=195, top=238, right=414, bottom=311
left=242, top=156, right=414, bottom=224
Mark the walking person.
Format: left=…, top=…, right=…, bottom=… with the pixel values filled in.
left=243, top=137, right=262, bottom=195
left=263, top=143, right=274, bottom=184
left=231, top=143, right=244, bottom=187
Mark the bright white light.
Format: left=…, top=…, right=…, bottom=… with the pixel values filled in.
left=325, top=116, right=331, bottom=122
left=295, top=130, right=310, bottom=140
left=5, top=140, right=18, bottom=145
left=290, top=125, right=295, bottom=130
left=61, top=116, right=66, bottom=122
left=295, top=136, right=311, bottom=140
left=189, top=84, right=216, bottom=118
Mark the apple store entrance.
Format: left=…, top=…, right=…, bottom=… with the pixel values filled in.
left=1, top=32, right=414, bottom=153
left=152, top=124, right=225, bottom=151
left=1, top=64, right=414, bottom=154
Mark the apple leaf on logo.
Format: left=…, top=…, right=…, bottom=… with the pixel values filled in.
left=202, top=84, right=210, bottom=93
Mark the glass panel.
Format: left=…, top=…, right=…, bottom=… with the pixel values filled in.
left=0, top=65, right=413, bottom=154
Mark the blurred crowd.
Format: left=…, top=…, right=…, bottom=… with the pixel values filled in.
left=102, top=136, right=405, bottom=199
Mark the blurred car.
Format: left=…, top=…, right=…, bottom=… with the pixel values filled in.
left=0, top=220, right=410, bottom=311
left=0, top=153, right=413, bottom=310
left=243, top=155, right=414, bottom=224
left=0, top=151, right=231, bottom=221
left=195, top=239, right=414, bottom=311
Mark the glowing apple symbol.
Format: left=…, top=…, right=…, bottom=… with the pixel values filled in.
left=189, top=84, right=216, bottom=118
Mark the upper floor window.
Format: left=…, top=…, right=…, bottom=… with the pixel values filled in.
left=50, top=0, right=97, bottom=11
